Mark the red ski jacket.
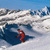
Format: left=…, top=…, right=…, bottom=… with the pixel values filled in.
left=17, top=30, right=25, bottom=38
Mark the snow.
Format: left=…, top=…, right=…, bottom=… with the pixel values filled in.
left=42, top=19, right=50, bottom=26
left=42, top=6, right=48, bottom=14
left=5, top=34, right=50, bottom=50
left=32, top=6, right=50, bottom=17
left=0, top=48, right=2, bottom=50
left=0, top=6, right=50, bottom=50
left=0, top=39, right=11, bottom=50
left=3, top=14, right=50, bottom=50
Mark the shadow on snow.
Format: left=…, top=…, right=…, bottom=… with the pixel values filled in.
left=2, top=24, right=34, bottom=46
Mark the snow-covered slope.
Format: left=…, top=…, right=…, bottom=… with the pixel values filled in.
left=5, top=34, right=50, bottom=50
left=0, top=28, right=11, bottom=50
left=0, top=6, right=50, bottom=50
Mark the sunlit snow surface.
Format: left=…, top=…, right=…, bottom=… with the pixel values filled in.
left=0, top=6, right=50, bottom=50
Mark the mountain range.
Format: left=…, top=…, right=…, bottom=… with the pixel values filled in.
left=0, top=6, right=50, bottom=50
left=0, top=6, right=50, bottom=17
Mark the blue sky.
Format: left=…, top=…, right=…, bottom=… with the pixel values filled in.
left=0, top=0, right=50, bottom=10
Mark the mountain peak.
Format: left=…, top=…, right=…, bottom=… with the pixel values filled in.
left=45, top=6, right=48, bottom=9
left=42, top=6, right=48, bottom=11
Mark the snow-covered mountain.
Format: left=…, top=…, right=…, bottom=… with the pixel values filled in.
left=32, top=6, right=50, bottom=17
left=0, top=6, right=50, bottom=50
left=0, top=6, right=50, bottom=17
left=0, top=8, right=21, bottom=16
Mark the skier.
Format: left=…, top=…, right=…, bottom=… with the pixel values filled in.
left=16, top=29, right=25, bottom=43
